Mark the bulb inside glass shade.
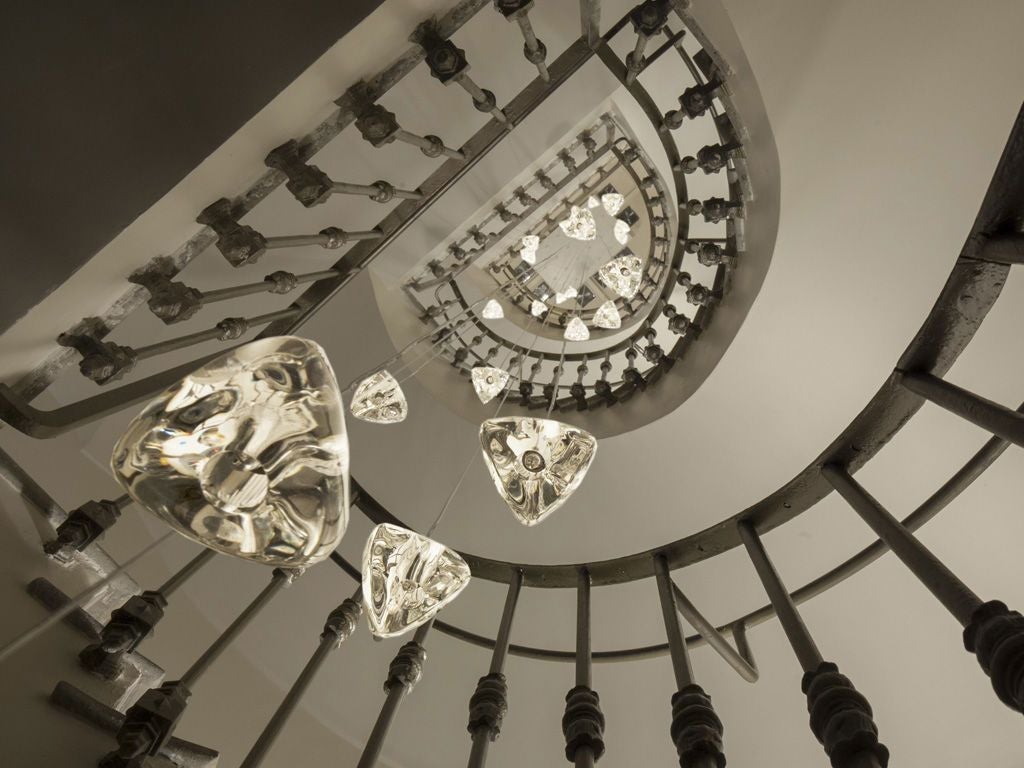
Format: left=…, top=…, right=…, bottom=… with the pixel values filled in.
left=479, top=417, right=597, bottom=526
left=350, top=370, right=407, bottom=424
left=362, top=523, right=471, bottom=638
left=110, top=336, right=349, bottom=567
left=564, top=317, right=590, bottom=341
left=559, top=206, right=597, bottom=242
left=598, top=255, right=643, bottom=299
left=481, top=299, right=504, bottom=319
left=601, top=192, right=625, bottom=216
left=592, top=300, right=622, bottom=329
left=471, top=366, right=510, bottom=404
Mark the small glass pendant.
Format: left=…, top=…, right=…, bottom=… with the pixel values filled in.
left=531, top=299, right=547, bottom=317
left=564, top=317, right=590, bottom=341
left=601, top=192, right=625, bottom=216
left=482, top=299, right=504, bottom=319
left=480, top=417, right=598, bottom=526
left=111, top=337, right=349, bottom=567
left=586, top=195, right=600, bottom=209
left=598, top=255, right=642, bottom=299
left=350, top=370, right=408, bottom=424
left=613, top=219, right=631, bottom=245
left=559, top=206, right=597, bottom=242
left=362, top=523, right=471, bottom=638
left=592, top=300, right=622, bottom=330
left=554, top=286, right=578, bottom=304
left=521, top=235, right=539, bottom=265
left=471, top=366, right=510, bottom=404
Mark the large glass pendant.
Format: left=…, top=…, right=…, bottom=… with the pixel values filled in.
left=598, top=255, right=643, bottom=299
left=564, top=317, right=590, bottom=342
left=601, top=192, right=625, bottom=216
left=471, top=366, right=510, bottom=404
left=362, top=523, right=471, bottom=638
left=350, top=370, right=408, bottom=424
left=559, top=206, right=597, bottom=242
left=111, top=337, right=349, bottom=567
left=482, top=299, right=504, bottom=320
left=592, top=300, right=622, bottom=330
left=479, top=417, right=598, bottom=526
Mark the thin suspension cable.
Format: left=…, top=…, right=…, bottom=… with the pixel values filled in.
left=0, top=531, right=175, bottom=663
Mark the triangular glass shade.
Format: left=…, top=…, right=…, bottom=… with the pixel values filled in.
left=111, top=337, right=349, bottom=567
left=592, top=300, right=622, bottom=330
left=564, top=317, right=590, bottom=341
left=598, top=255, right=643, bottom=299
left=362, top=523, right=471, bottom=638
left=471, top=366, right=510, bottom=404
left=601, top=192, right=625, bottom=216
left=613, top=219, right=631, bottom=245
left=482, top=299, right=504, bottom=319
left=350, top=370, right=408, bottom=424
left=479, top=417, right=598, bottom=526
left=531, top=299, right=547, bottom=317
left=559, top=206, right=597, bottom=242
left=586, top=195, right=600, bottom=209
left=555, top=286, right=578, bottom=304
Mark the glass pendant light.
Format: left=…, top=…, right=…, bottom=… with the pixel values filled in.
left=531, top=299, right=547, bottom=317
left=479, top=417, right=598, bottom=526
left=521, top=234, right=539, bottom=265
left=362, top=523, right=471, bottom=638
left=598, top=255, right=642, bottom=299
left=111, top=337, right=349, bottom=567
left=350, top=370, right=408, bottom=424
left=613, top=219, right=631, bottom=245
left=559, top=206, right=597, bottom=242
left=471, top=366, right=510, bottom=404
left=564, top=317, right=590, bottom=341
left=482, top=299, right=504, bottom=320
left=586, top=195, right=600, bottom=209
left=554, top=286, right=578, bottom=304
left=601, top=192, right=625, bottom=216
left=592, top=300, right=622, bottom=330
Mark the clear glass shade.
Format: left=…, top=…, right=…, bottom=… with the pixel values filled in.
left=531, top=299, right=547, bottom=317
left=599, top=255, right=642, bottom=299
left=559, top=205, right=597, bottom=242
left=362, top=523, right=471, bottom=638
left=613, top=219, right=631, bottom=245
left=592, top=300, right=622, bottom=329
left=479, top=417, right=597, bottom=526
left=601, top=192, right=625, bottom=216
left=481, top=299, right=504, bottom=319
left=471, top=366, right=510, bottom=404
left=350, top=370, right=408, bottom=424
left=110, top=337, right=349, bottom=567
left=564, top=317, right=590, bottom=341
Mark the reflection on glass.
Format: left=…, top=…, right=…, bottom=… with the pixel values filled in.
left=362, top=523, right=471, bottom=638
left=479, top=417, right=597, bottom=526
left=111, top=337, right=349, bottom=566
left=351, top=370, right=408, bottom=424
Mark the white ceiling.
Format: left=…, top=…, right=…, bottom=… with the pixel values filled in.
left=2, top=1, right=1024, bottom=767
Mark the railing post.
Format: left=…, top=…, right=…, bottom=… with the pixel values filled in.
left=563, top=568, right=604, bottom=768
left=897, top=371, right=1024, bottom=448
left=738, top=522, right=889, bottom=768
left=80, top=549, right=217, bottom=677
left=466, top=569, right=523, bottom=768
left=98, top=568, right=296, bottom=768
left=357, top=621, right=432, bottom=768
left=823, top=464, right=1024, bottom=714
left=240, top=589, right=363, bottom=768
left=653, top=555, right=725, bottom=768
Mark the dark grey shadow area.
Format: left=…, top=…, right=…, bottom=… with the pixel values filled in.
left=0, top=1, right=383, bottom=332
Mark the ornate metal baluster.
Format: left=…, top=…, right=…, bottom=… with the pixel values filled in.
left=99, top=568, right=297, bottom=768
left=897, top=371, right=1024, bottom=448
left=266, top=139, right=422, bottom=207
left=494, top=1, right=550, bottom=82
left=80, top=549, right=218, bottom=678
left=563, top=569, right=604, bottom=768
left=653, top=555, right=726, bottom=768
left=624, top=0, right=670, bottom=85
left=739, top=522, right=889, bottom=768
left=664, top=80, right=722, bottom=129
left=240, top=589, right=363, bottom=768
left=823, top=465, right=1024, bottom=714
left=418, top=24, right=510, bottom=125
left=355, top=102, right=465, bottom=161
left=467, top=570, right=523, bottom=768
left=357, top=622, right=432, bottom=768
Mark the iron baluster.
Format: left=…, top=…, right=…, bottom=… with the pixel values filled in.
left=563, top=568, right=604, bottom=768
